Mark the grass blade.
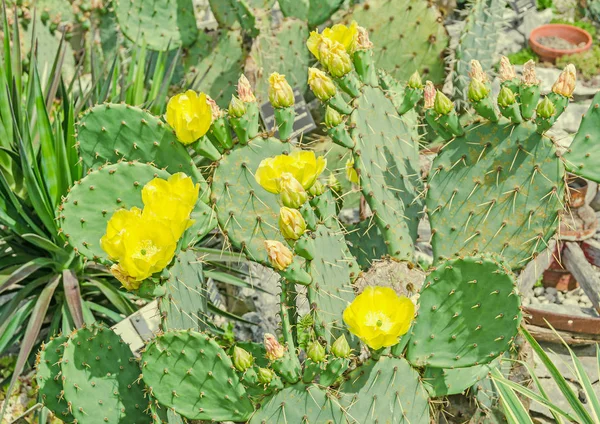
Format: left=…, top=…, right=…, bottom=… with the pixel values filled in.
left=491, top=368, right=534, bottom=424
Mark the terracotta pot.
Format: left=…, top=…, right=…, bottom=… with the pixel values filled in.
left=542, top=267, right=579, bottom=291
left=529, top=24, right=592, bottom=62
left=566, top=175, right=588, bottom=208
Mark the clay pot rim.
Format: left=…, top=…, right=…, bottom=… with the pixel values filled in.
left=529, top=24, right=593, bottom=56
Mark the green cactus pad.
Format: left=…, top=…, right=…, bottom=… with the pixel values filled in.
left=61, top=324, right=149, bottom=424
left=114, top=0, right=198, bottom=51
left=76, top=103, right=208, bottom=199
left=210, top=137, right=291, bottom=263
left=426, top=121, right=565, bottom=269
left=35, top=336, right=74, bottom=422
left=342, top=0, right=449, bottom=83
left=406, top=256, right=521, bottom=368
left=278, top=0, right=344, bottom=27
left=308, top=225, right=359, bottom=344
left=60, top=162, right=170, bottom=261
left=188, top=30, right=246, bottom=108
left=249, top=383, right=348, bottom=423
left=349, top=85, right=423, bottom=260
left=340, top=356, right=430, bottom=423
left=158, top=249, right=208, bottom=331
left=345, top=219, right=388, bottom=270
left=423, top=359, right=498, bottom=397
left=141, top=330, right=253, bottom=421
left=246, top=18, right=310, bottom=104
left=208, top=0, right=258, bottom=34
left=563, top=92, right=600, bottom=183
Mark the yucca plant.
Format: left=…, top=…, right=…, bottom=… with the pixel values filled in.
left=492, top=325, right=600, bottom=424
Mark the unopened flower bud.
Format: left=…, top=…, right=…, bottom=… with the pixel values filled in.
left=237, top=74, right=256, bottom=103
left=498, top=86, right=517, bottom=107
left=279, top=207, right=306, bottom=240
left=407, top=71, right=423, bottom=89
left=264, top=333, right=285, bottom=360
left=232, top=346, right=254, bottom=372
left=434, top=91, right=454, bottom=115
left=324, top=106, right=343, bottom=128
left=331, top=335, right=351, bottom=358
left=257, top=367, right=275, bottom=384
left=552, top=64, right=576, bottom=97
left=468, top=78, right=490, bottom=102
left=264, top=240, right=293, bottom=271
left=356, top=26, right=373, bottom=50
left=423, top=81, right=436, bottom=109
left=308, top=68, right=337, bottom=101
left=229, top=95, right=246, bottom=118
left=536, top=97, right=556, bottom=119
left=468, top=60, right=488, bottom=83
left=499, top=56, right=516, bottom=81
left=327, top=173, right=342, bottom=193
left=278, top=173, right=308, bottom=209
left=521, top=60, right=539, bottom=85
left=319, top=38, right=353, bottom=78
left=309, top=180, right=325, bottom=197
left=306, top=341, right=326, bottom=363
left=268, top=72, right=294, bottom=108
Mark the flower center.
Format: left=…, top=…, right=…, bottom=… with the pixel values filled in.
left=133, top=240, right=159, bottom=260
left=365, top=311, right=392, bottom=332
left=376, top=320, right=383, bottom=327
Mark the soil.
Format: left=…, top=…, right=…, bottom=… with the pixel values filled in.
left=537, top=35, right=587, bottom=50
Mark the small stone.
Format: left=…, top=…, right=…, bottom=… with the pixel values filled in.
left=557, top=292, right=565, bottom=301
left=545, top=287, right=557, bottom=296
left=533, top=287, right=545, bottom=297
left=540, top=299, right=550, bottom=304
left=563, top=298, right=579, bottom=306
left=530, top=296, right=540, bottom=305
left=544, top=294, right=556, bottom=303
left=522, top=297, right=531, bottom=306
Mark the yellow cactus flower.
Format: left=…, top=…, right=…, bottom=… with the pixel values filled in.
left=264, top=240, right=293, bottom=271
left=142, top=172, right=199, bottom=239
left=308, top=68, right=337, bottom=101
left=268, top=72, right=295, bottom=108
left=343, top=286, right=415, bottom=350
left=100, top=207, right=143, bottom=260
left=345, top=158, right=359, bottom=185
left=166, top=90, right=212, bottom=145
left=255, top=151, right=327, bottom=194
left=318, top=37, right=353, bottom=78
left=279, top=207, right=306, bottom=240
left=307, top=21, right=358, bottom=60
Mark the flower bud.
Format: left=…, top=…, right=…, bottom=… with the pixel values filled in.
left=206, top=95, right=224, bottom=120
left=434, top=91, right=454, bottom=115
left=306, top=341, right=326, bottom=363
left=356, top=26, right=373, bottom=50
left=498, top=86, right=517, bottom=107
left=423, top=81, right=436, bottom=109
left=327, top=173, right=342, bottom=193
left=110, top=264, right=140, bottom=291
left=331, top=335, right=351, bottom=358
left=279, top=207, right=306, bottom=240
left=499, top=56, right=516, bottom=81
left=308, top=68, right=337, bottom=101
left=237, top=74, right=256, bottom=103
left=268, top=72, right=295, bottom=108
left=319, top=37, right=353, bottom=78
left=278, top=173, right=308, bottom=209
left=468, top=59, right=488, bottom=83
left=257, top=367, right=275, bottom=384
left=308, top=180, right=325, bottom=197
left=228, top=95, right=246, bottom=118
left=552, top=64, right=576, bottom=97
left=324, top=106, right=343, bottom=128
left=265, top=240, right=293, bottom=271
left=232, top=346, right=254, bottom=372
left=264, top=333, right=285, bottom=360
left=521, top=60, right=539, bottom=85
left=407, top=71, right=423, bottom=90
left=345, top=158, right=359, bottom=184
left=536, top=97, right=556, bottom=119
left=468, top=78, right=490, bottom=103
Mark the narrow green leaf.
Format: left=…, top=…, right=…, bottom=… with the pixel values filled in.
left=0, top=298, right=34, bottom=354
left=62, top=269, right=84, bottom=328
left=203, top=270, right=272, bottom=294
left=85, top=301, right=124, bottom=324
left=491, top=368, right=535, bottom=424
left=86, top=279, right=136, bottom=315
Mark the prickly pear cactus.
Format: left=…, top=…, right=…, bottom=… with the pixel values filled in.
left=342, top=0, right=449, bottom=83
left=114, top=0, right=198, bottom=51
left=278, top=0, right=345, bottom=27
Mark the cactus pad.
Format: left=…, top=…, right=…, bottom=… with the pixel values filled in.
left=114, top=0, right=198, bottom=51
left=158, top=249, right=208, bottom=331
left=426, top=121, right=565, bottom=269
left=246, top=18, right=310, bottom=103
left=249, top=383, right=347, bottom=423
left=423, top=360, right=498, bottom=396
left=342, top=0, right=449, bottom=83
left=345, top=220, right=388, bottom=270
left=36, top=336, right=73, bottom=422
left=563, top=92, right=600, bottom=183
left=141, top=330, right=253, bottom=421
left=340, top=356, right=430, bottom=423
left=278, top=0, right=344, bottom=28
left=406, top=256, right=521, bottom=368
left=210, top=137, right=290, bottom=263
left=60, top=324, right=149, bottom=423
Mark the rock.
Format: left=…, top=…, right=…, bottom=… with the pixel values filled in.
left=530, top=296, right=540, bottom=304
left=590, top=188, right=600, bottom=211
left=518, top=8, right=554, bottom=39
left=522, top=297, right=531, bottom=306
left=234, top=311, right=278, bottom=343
left=545, top=287, right=557, bottom=296
left=354, top=259, right=424, bottom=305
left=533, top=286, right=545, bottom=297
left=554, top=101, right=591, bottom=134
left=563, top=298, right=580, bottom=306
left=573, top=83, right=600, bottom=102
left=540, top=298, right=550, bottom=304
left=544, top=293, right=556, bottom=303
left=496, top=29, right=525, bottom=55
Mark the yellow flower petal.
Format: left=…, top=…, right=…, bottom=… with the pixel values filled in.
left=100, top=207, right=142, bottom=260
left=165, top=90, right=212, bottom=145
left=322, top=21, right=358, bottom=54
left=255, top=151, right=327, bottom=193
